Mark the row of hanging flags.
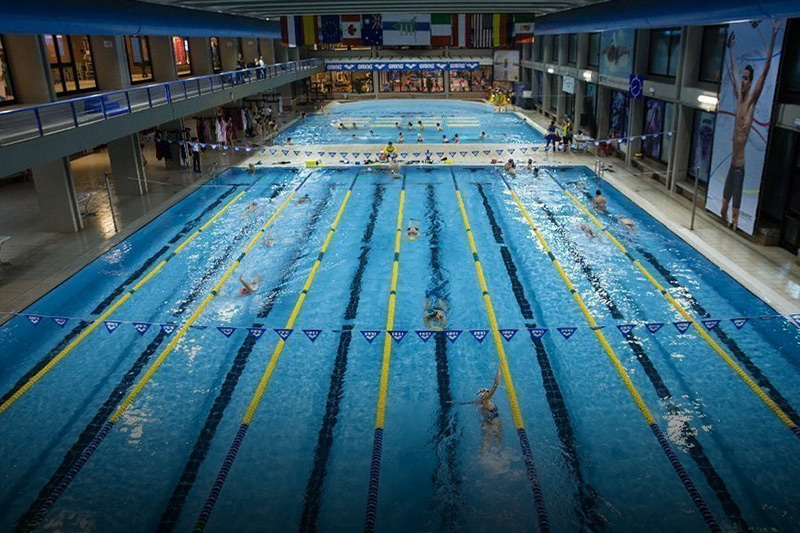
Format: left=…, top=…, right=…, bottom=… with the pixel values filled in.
left=281, top=14, right=535, bottom=48
left=11, top=312, right=800, bottom=344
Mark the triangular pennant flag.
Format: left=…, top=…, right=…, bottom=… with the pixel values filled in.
left=701, top=319, right=721, bottom=331
left=617, top=324, right=635, bottom=335
left=160, top=323, right=177, bottom=335
left=328, top=152, right=337, bottom=157
left=445, top=330, right=462, bottom=343
left=448, top=152, right=456, bottom=157
left=270, top=149, right=277, bottom=155
left=459, top=151, right=468, bottom=157
left=217, top=326, right=236, bottom=338
left=245, top=147, right=252, bottom=152
left=520, top=148, right=528, bottom=154
left=673, top=321, right=692, bottom=334
left=282, top=150, right=290, bottom=156
left=26, top=314, right=42, bottom=326
left=234, top=146, right=240, bottom=151
left=594, top=141, right=600, bottom=147
left=247, top=327, right=266, bottom=339
left=646, top=322, right=664, bottom=334
left=353, top=152, right=361, bottom=158
left=361, top=330, right=381, bottom=343
left=483, top=150, right=491, bottom=155
left=790, top=313, right=800, bottom=328
left=260, top=148, right=266, bottom=154
left=470, top=329, right=489, bottom=343
left=400, top=153, right=408, bottom=159
left=557, top=327, right=577, bottom=339
left=274, top=328, right=294, bottom=340
left=133, top=322, right=151, bottom=335
left=210, top=144, right=218, bottom=150
left=52, top=317, right=69, bottom=328
left=730, top=317, right=749, bottom=330
left=317, top=151, right=325, bottom=157
left=416, top=330, right=434, bottom=342
left=104, top=320, right=121, bottom=333
left=340, top=152, right=349, bottom=158
left=412, top=152, right=420, bottom=157
left=496, top=149, right=504, bottom=155
left=292, top=150, right=299, bottom=156
left=303, top=329, right=322, bottom=342
left=223, top=145, right=230, bottom=151
left=528, top=327, right=548, bottom=339
left=472, top=151, right=479, bottom=156
left=499, top=329, right=518, bottom=342
left=508, top=149, right=515, bottom=154
left=199, top=143, right=207, bottom=149
left=389, top=330, right=407, bottom=343
left=437, top=152, right=445, bottom=157
left=305, top=151, right=313, bottom=156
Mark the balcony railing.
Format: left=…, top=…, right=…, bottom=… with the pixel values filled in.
left=0, top=58, right=323, bottom=146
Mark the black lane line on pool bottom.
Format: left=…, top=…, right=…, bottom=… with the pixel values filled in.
left=423, top=180, right=465, bottom=533
left=13, top=183, right=289, bottom=533
left=473, top=180, right=603, bottom=532
left=578, top=187, right=800, bottom=430
left=532, top=192, right=748, bottom=531
left=0, top=186, right=240, bottom=408
left=298, top=182, right=385, bottom=533
left=156, top=180, right=333, bottom=533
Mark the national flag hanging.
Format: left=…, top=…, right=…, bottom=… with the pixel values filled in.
left=280, top=16, right=303, bottom=47
left=341, top=14, right=362, bottom=46
left=383, top=13, right=430, bottom=46
left=514, top=14, right=535, bottom=44
left=320, top=15, right=342, bottom=44
left=471, top=14, right=492, bottom=48
left=302, top=15, right=318, bottom=46
left=452, top=14, right=471, bottom=48
left=493, top=14, right=512, bottom=47
left=431, top=14, right=452, bottom=46
left=362, top=14, right=384, bottom=46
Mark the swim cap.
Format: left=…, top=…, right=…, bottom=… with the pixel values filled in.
left=477, top=388, right=490, bottom=398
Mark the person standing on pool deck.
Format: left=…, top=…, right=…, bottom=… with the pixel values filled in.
left=190, top=137, right=201, bottom=173
left=720, top=20, right=779, bottom=231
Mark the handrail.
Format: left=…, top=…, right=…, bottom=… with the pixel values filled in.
left=0, top=59, right=322, bottom=146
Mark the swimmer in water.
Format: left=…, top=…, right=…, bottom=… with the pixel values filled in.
left=398, top=132, right=405, bottom=143
left=436, top=122, right=443, bottom=132
left=503, top=159, right=516, bottom=175
left=389, top=159, right=401, bottom=178
left=418, top=120, right=424, bottom=131
left=453, top=133, right=460, bottom=144
left=423, top=296, right=447, bottom=330
left=480, top=131, right=486, bottom=139
left=476, top=368, right=502, bottom=453
left=407, top=121, right=413, bottom=131
left=239, top=273, right=260, bottom=295
left=619, top=216, right=636, bottom=231
left=580, top=222, right=598, bottom=238
left=246, top=201, right=258, bottom=212
left=248, top=163, right=256, bottom=174
left=593, top=189, right=607, bottom=212
left=526, top=159, right=533, bottom=171
left=395, top=121, right=401, bottom=129
left=262, top=230, right=277, bottom=247
left=338, top=122, right=346, bottom=130
left=351, top=121, right=358, bottom=130
left=417, top=133, right=424, bottom=143
left=442, top=134, right=449, bottom=143
left=297, top=194, right=310, bottom=204
left=406, top=218, right=420, bottom=240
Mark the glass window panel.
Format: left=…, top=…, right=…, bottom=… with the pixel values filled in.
left=450, top=67, right=492, bottom=92
left=551, top=36, right=559, bottom=62
left=699, top=25, right=727, bottom=83
left=568, top=34, right=578, bottom=64
left=0, top=37, right=15, bottom=102
left=56, top=35, right=71, bottom=62
left=125, top=36, right=153, bottom=84
left=173, top=36, right=191, bottom=76
left=588, top=33, right=600, bottom=67
left=72, top=36, right=95, bottom=90
left=44, top=35, right=58, bottom=64
left=210, top=37, right=222, bottom=72
left=688, top=109, right=716, bottom=182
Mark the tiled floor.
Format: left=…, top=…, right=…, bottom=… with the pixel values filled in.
left=1, top=104, right=798, bottom=325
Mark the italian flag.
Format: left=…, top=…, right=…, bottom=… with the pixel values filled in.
left=431, top=14, right=452, bottom=46
left=451, top=14, right=471, bottom=48
left=514, top=14, right=535, bottom=44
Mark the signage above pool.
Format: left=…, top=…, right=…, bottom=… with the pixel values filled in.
left=325, top=61, right=483, bottom=72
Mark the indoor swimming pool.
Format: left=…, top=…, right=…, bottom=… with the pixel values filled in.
left=278, top=99, right=546, bottom=145
left=1, top=165, right=799, bottom=533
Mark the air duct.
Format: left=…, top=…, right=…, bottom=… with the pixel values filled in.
left=0, top=0, right=280, bottom=38
left=534, top=0, right=800, bottom=34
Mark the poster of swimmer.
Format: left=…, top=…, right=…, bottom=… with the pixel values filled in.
left=599, top=30, right=635, bottom=79
left=706, top=19, right=785, bottom=234
left=493, top=50, right=520, bottom=82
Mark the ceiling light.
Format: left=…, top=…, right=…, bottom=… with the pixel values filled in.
left=582, top=70, right=592, bottom=80
left=697, top=94, right=718, bottom=106
left=547, top=67, right=554, bottom=74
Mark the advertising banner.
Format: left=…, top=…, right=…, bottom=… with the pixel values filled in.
left=706, top=19, right=785, bottom=234
left=493, top=50, right=520, bottom=82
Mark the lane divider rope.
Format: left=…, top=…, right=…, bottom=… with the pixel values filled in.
left=450, top=172, right=550, bottom=533
left=193, top=173, right=359, bottom=532
left=500, top=174, right=721, bottom=532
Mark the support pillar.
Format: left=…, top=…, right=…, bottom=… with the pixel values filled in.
left=556, top=74, right=566, bottom=119
left=3, top=35, right=55, bottom=104
left=149, top=36, right=184, bottom=169
left=258, top=38, right=275, bottom=64
left=220, top=38, right=239, bottom=70
left=107, top=136, right=147, bottom=195
left=188, top=37, right=213, bottom=76
left=274, top=42, right=289, bottom=63
left=241, top=38, right=258, bottom=65
left=32, top=159, right=83, bottom=233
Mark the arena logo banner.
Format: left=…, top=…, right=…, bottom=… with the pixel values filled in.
left=706, top=19, right=785, bottom=235
left=599, top=29, right=635, bottom=79
left=493, top=50, right=520, bottom=82
left=325, top=61, right=481, bottom=72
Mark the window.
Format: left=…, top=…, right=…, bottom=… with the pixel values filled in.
left=609, top=89, right=627, bottom=139
left=698, top=25, right=727, bottom=83
left=380, top=71, right=444, bottom=93
left=0, top=37, right=14, bottom=103
left=688, top=109, right=716, bottom=183
left=172, top=36, right=191, bottom=76
left=549, top=73, right=559, bottom=111
left=779, top=18, right=800, bottom=102
left=450, top=67, right=493, bottom=92
left=581, top=82, right=597, bottom=136
left=210, top=37, right=222, bottom=72
left=45, top=35, right=96, bottom=94
left=587, top=33, right=600, bottom=67
left=567, top=34, right=578, bottom=65
left=648, top=28, right=681, bottom=78
left=124, top=36, right=152, bottom=84
left=312, top=71, right=373, bottom=94
left=535, top=39, right=543, bottom=62
left=550, top=35, right=560, bottom=62
left=642, top=98, right=666, bottom=160
left=534, top=70, right=543, bottom=105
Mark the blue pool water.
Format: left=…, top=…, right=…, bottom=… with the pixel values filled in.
left=0, top=164, right=799, bottom=532
left=278, top=99, right=545, bottom=145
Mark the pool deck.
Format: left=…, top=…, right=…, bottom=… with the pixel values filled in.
left=1, top=105, right=798, bottom=325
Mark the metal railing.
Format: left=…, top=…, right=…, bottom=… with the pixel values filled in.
left=0, top=59, right=322, bottom=147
